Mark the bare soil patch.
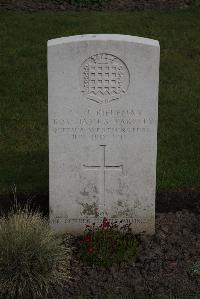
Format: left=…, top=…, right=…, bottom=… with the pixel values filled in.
left=50, top=210, right=200, bottom=298
left=0, top=190, right=199, bottom=297
left=0, top=0, right=199, bottom=11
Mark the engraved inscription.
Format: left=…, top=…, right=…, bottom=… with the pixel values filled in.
left=83, top=145, right=123, bottom=213
left=52, top=109, right=155, bottom=141
left=50, top=217, right=149, bottom=225
left=80, top=53, right=130, bottom=104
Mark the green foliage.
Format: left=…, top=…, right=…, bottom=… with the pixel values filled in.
left=190, top=261, right=200, bottom=276
left=70, top=0, right=110, bottom=6
left=79, top=217, right=138, bottom=267
left=0, top=207, right=71, bottom=299
left=193, top=0, right=200, bottom=7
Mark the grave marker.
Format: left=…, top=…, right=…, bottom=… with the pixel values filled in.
left=48, top=34, right=160, bottom=234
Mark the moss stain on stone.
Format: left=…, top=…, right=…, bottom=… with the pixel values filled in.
left=79, top=202, right=99, bottom=217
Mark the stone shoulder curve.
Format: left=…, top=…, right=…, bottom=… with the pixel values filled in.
left=47, top=34, right=159, bottom=48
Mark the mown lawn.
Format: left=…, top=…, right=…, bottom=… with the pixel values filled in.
left=0, top=9, right=200, bottom=195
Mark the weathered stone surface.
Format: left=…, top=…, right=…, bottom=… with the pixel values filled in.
left=48, top=34, right=160, bottom=234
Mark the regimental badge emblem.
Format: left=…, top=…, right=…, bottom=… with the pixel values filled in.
left=80, top=53, right=130, bottom=104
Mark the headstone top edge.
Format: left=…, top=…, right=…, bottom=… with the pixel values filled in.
left=47, top=34, right=159, bottom=48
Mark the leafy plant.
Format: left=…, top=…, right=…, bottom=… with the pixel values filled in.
left=190, top=261, right=200, bottom=276
left=79, top=217, right=138, bottom=267
left=0, top=206, right=71, bottom=299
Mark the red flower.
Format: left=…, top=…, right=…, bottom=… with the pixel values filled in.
left=88, top=247, right=94, bottom=253
left=84, top=235, right=92, bottom=242
left=103, top=217, right=110, bottom=228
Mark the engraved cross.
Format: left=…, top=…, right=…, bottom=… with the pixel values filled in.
left=83, top=145, right=123, bottom=210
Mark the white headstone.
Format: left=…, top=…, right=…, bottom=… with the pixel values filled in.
left=48, top=34, right=160, bottom=235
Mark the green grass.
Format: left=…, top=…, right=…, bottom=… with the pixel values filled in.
left=0, top=9, right=200, bottom=195
left=0, top=206, right=71, bottom=298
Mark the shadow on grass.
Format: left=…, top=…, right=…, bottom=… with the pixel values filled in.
left=0, top=189, right=199, bottom=217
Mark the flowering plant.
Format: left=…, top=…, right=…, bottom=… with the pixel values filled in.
left=79, top=217, right=138, bottom=267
